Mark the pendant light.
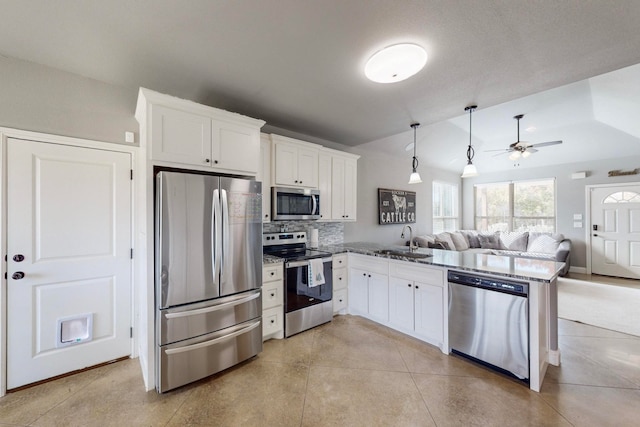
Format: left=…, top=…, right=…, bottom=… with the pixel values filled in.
left=408, top=123, right=422, bottom=184
left=461, top=105, right=478, bottom=178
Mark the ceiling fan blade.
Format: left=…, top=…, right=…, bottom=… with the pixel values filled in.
left=530, top=140, right=562, bottom=148
left=525, top=148, right=538, bottom=154
left=484, top=148, right=511, bottom=152
left=492, top=151, right=510, bottom=157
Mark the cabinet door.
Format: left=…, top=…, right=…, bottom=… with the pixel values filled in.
left=296, top=146, right=318, bottom=187
left=212, top=119, right=259, bottom=174
left=388, top=277, right=415, bottom=331
left=274, top=143, right=298, bottom=186
left=331, top=156, right=346, bottom=220
left=343, top=157, right=357, bottom=220
left=348, top=267, right=369, bottom=316
left=368, top=272, right=389, bottom=323
left=318, top=152, right=332, bottom=220
left=151, top=104, right=212, bottom=165
left=259, top=136, right=272, bottom=222
left=414, top=282, right=443, bottom=345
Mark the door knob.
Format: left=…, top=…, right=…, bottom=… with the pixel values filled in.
left=13, top=254, right=25, bottom=262
left=12, top=271, right=25, bottom=280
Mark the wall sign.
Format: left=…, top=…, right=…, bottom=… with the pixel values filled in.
left=378, top=188, right=416, bottom=225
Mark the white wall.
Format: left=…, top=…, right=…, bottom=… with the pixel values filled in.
left=344, top=148, right=461, bottom=245
left=0, top=56, right=138, bottom=144
left=460, top=156, right=640, bottom=269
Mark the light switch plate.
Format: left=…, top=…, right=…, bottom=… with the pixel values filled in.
left=573, top=214, right=582, bottom=220
left=573, top=221, right=583, bottom=228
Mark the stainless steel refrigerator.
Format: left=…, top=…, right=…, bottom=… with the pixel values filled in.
left=155, top=170, right=263, bottom=393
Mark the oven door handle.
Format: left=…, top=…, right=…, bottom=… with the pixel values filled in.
left=286, top=258, right=332, bottom=268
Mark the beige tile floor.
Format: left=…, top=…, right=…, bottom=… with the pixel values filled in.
left=1, top=315, right=639, bottom=427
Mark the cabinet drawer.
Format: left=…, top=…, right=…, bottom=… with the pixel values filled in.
left=262, top=306, right=284, bottom=339
left=262, top=281, right=283, bottom=310
left=263, top=264, right=283, bottom=282
left=333, top=267, right=347, bottom=290
left=333, top=288, right=348, bottom=313
left=389, top=260, right=444, bottom=287
left=348, top=253, right=388, bottom=274
left=332, top=253, right=347, bottom=269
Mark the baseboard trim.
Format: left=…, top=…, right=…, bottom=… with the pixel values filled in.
left=569, top=266, right=587, bottom=274
left=548, top=349, right=561, bottom=366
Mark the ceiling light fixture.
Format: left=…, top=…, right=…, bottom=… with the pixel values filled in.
left=408, top=123, right=422, bottom=184
left=461, top=105, right=478, bottom=178
left=365, top=43, right=427, bottom=84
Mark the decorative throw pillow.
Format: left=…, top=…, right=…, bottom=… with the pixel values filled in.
left=435, top=232, right=456, bottom=251
left=499, top=231, right=529, bottom=251
left=428, top=241, right=447, bottom=250
left=478, top=233, right=501, bottom=249
left=414, top=235, right=435, bottom=248
left=527, top=233, right=564, bottom=254
left=461, top=230, right=480, bottom=248
left=449, top=231, right=470, bottom=251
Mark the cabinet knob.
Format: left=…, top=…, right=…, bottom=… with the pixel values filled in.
left=205, top=158, right=210, bottom=163
left=339, top=277, right=342, bottom=281
left=415, top=285, right=419, bottom=289
left=407, top=283, right=411, bottom=287
left=339, top=299, right=343, bottom=302
left=271, top=319, right=275, bottom=324
left=214, top=160, right=219, bottom=164
left=270, top=271, right=275, bottom=276
left=270, top=293, right=275, bottom=297
left=362, top=273, right=366, bottom=277
left=368, top=274, right=371, bottom=278
left=265, top=214, right=269, bottom=218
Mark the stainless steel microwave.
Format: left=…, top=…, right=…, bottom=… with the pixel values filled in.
left=272, top=187, right=320, bottom=220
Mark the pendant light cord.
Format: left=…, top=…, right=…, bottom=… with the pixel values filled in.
left=411, top=123, right=419, bottom=171
left=465, top=105, right=476, bottom=164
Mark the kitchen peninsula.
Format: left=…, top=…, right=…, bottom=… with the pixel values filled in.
left=322, top=242, right=565, bottom=392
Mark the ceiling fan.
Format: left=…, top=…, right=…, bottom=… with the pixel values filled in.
left=487, top=114, right=562, bottom=161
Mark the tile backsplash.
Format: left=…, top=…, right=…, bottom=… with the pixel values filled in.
left=263, top=221, right=344, bottom=246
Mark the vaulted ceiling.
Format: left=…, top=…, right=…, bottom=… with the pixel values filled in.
left=1, top=0, right=639, bottom=172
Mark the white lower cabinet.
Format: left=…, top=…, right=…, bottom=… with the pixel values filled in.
left=262, top=263, right=284, bottom=340
left=347, top=254, right=447, bottom=352
left=332, top=254, right=348, bottom=314
left=348, top=254, right=389, bottom=323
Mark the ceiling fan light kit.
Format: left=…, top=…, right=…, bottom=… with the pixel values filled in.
left=486, top=114, right=562, bottom=161
left=365, top=43, right=428, bottom=84
left=461, top=105, right=478, bottom=178
left=408, top=122, right=422, bottom=184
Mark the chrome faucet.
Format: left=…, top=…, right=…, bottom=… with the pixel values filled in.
left=401, top=225, right=417, bottom=252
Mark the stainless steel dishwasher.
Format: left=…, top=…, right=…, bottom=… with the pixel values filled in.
left=448, top=270, right=529, bottom=380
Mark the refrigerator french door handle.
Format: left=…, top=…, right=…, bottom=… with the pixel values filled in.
left=221, top=189, right=231, bottom=282
left=164, top=291, right=260, bottom=319
left=164, top=320, right=261, bottom=355
left=212, top=189, right=222, bottom=285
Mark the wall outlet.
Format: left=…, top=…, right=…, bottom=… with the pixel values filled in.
left=125, top=131, right=135, bottom=143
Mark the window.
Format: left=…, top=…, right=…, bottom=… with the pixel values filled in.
left=433, top=181, right=459, bottom=233
left=474, top=179, right=556, bottom=232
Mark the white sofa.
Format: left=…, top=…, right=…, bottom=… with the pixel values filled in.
left=412, top=230, right=571, bottom=276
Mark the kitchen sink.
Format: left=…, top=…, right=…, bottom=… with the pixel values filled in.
left=373, top=249, right=433, bottom=259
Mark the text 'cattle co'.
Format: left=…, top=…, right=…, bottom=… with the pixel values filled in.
left=378, top=188, right=416, bottom=225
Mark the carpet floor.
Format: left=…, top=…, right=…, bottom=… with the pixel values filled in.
left=558, top=275, right=640, bottom=337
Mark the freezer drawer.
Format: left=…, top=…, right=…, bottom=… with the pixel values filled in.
left=157, top=318, right=262, bottom=393
left=158, top=289, right=261, bottom=346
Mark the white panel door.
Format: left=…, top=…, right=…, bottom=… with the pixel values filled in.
left=591, top=185, right=640, bottom=279
left=6, top=139, right=132, bottom=389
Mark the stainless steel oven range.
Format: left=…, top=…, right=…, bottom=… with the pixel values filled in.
left=263, top=232, right=333, bottom=337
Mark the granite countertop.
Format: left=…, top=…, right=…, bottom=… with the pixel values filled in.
left=320, top=242, right=565, bottom=283
left=262, top=254, right=284, bottom=265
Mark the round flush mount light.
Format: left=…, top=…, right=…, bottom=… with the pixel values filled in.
left=365, top=43, right=428, bottom=83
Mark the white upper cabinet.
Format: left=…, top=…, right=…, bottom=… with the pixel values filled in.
left=257, top=134, right=272, bottom=223
left=318, top=148, right=359, bottom=222
left=318, top=151, right=332, bottom=220
left=136, top=88, right=265, bottom=175
left=271, top=134, right=320, bottom=188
